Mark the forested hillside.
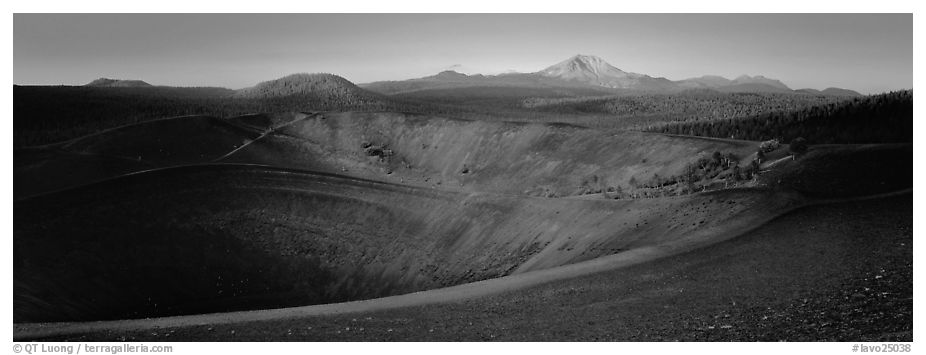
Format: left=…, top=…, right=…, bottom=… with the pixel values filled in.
left=645, top=90, right=912, bottom=144
left=524, top=89, right=853, bottom=124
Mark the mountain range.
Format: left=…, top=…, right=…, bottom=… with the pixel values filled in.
left=81, top=55, right=862, bottom=98
left=361, top=54, right=861, bottom=96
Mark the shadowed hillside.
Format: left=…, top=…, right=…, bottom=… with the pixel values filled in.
left=14, top=115, right=268, bottom=198
left=14, top=164, right=799, bottom=323
left=12, top=140, right=910, bottom=335
left=14, top=76, right=434, bottom=147
left=759, top=144, right=912, bottom=198
left=14, top=85, right=235, bottom=147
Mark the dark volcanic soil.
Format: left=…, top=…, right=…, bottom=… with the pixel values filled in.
left=42, top=193, right=908, bottom=341
left=13, top=110, right=912, bottom=341
left=16, top=164, right=795, bottom=324
left=761, top=144, right=912, bottom=199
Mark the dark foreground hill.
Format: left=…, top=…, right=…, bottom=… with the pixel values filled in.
left=14, top=85, right=235, bottom=147
left=13, top=141, right=911, bottom=340
left=70, top=193, right=905, bottom=342
left=11, top=111, right=779, bottom=323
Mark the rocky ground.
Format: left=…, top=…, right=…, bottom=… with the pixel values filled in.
left=41, top=193, right=911, bottom=341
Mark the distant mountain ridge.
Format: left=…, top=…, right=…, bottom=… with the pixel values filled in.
left=678, top=74, right=793, bottom=93
left=362, top=55, right=677, bottom=94
left=76, top=55, right=863, bottom=98
left=796, top=87, right=863, bottom=97
left=677, top=75, right=733, bottom=89
left=731, top=75, right=790, bottom=90
left=362, top=54, right=861, bottom=97
left=85, top=78, right=152, bottom=88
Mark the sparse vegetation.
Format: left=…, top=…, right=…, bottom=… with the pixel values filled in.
left=789, top=137, right=808, bottom=156
left=361, top=141, right=395, bottom=161
left=759, top=139, right=780, bottom=153
left=579, top=150, right=759, bottom=199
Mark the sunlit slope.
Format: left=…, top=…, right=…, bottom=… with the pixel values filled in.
left=16, top=111, right=758, bottom=199
left=224, top=112, right=759, bottom=196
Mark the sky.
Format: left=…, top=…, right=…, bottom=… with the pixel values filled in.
left=13, top=13, right=912, bottom=94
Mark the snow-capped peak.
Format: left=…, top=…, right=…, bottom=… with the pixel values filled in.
left=534, top=54, right=667, bottom=89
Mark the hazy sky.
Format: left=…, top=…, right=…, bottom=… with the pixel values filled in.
left=14, top=14, right=912, bottom=94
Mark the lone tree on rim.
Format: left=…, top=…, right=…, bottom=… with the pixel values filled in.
left=790, top=137, right=808, bottom=156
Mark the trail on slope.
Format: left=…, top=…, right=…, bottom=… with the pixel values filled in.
left=14, top=184, right=809, bottom=340
left=210, top=113, right=316, bottom=162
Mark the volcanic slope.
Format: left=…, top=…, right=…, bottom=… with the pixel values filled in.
left=13, top=113, right=312, bottom=199
left=13, top=142, right=910, bottom=340
left=139, top=193, right=909, bottom=342
left=16, top=111, right=758, bottom=199
left=14, top=111, right=796, bottom=324
left=13, top=100, right=911, bottom=340
left=234, top=74, right=392, bottom=110
left=14, top=163, right=800, bottom=324
left=221, top=111, right=761, bottom=197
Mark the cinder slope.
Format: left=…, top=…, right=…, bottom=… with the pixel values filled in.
left=14, top=107, right=909, bottom=340
left=759, top=144, right=912, bottom=198
left=16, top=111, right=757, bottom=199
left=59, top=115, right=261, bottom=165
left=14, top=113, right=312, bottom=199
left=14, top=143, right=910, bottom=341
left=14, top=164, right=799, bottom=324
left=224, top=111, right=759, bottom=197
